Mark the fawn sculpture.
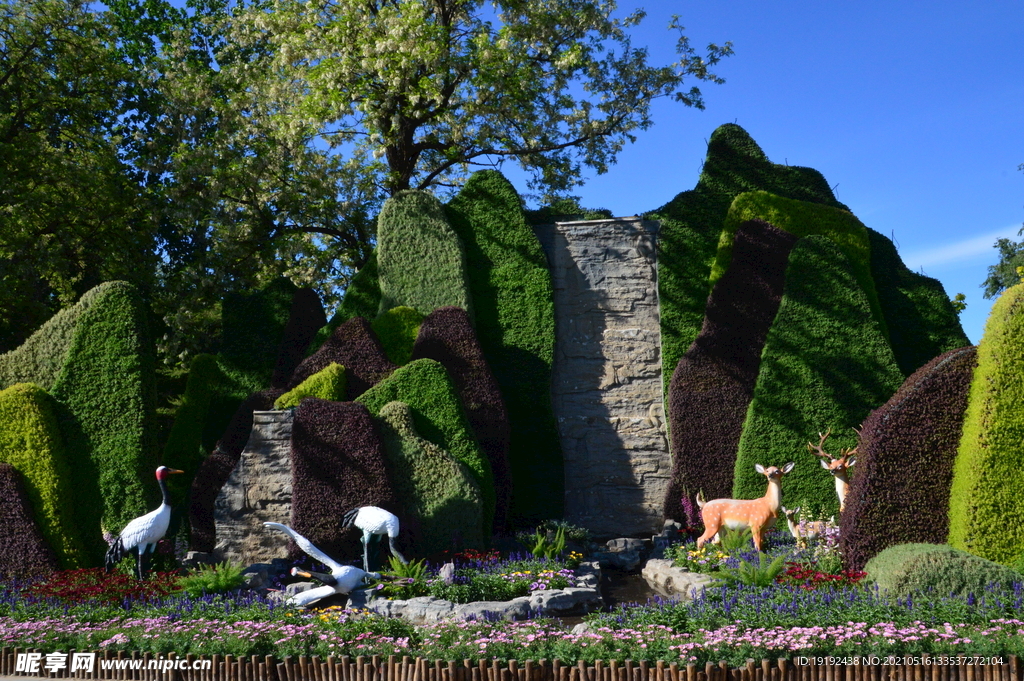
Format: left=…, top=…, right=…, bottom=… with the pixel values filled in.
left=696, top=462, right=795, bottom=552
left=806, top=428, right=857, bottom=512
left=780, top=506, right=835, bottom=548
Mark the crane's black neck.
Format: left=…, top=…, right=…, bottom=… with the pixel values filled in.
left=158, top=475, right=171, bottom=506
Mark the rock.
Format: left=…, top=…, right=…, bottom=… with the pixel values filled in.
left=641, top=559, right=713, bottom=601
left=606, top=537, right=646, bottom=552
left=183, top=551, right=215, bottom=569
left=455, top=598, right=533, bottom=622
left=529, top=587, right=602, bottom=614
left=571, top=622, right=592, bottom=635
left=591, top=549, right=642, bottom=571
left=242, top=563, right=272, bottom=589
left=438, top=562, right=456, bottom=584
left=574, top=561, right=601, bottom=589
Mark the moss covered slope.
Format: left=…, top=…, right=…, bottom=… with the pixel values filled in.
left=732, top=236, right=904, bottom=516
left=444, top=170, right=561, bottom=522
left=948, top=283, right=1024, bottom=563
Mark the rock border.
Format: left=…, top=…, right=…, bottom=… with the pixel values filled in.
left=640, top=559, right=713, bottom=600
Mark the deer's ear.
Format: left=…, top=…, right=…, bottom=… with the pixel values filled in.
left=793, top=506, right=801, bottom=514
left=820, top=459, right=830, bottom=470
left=755, top=463, right=766, bottom=474
left=847, top=457, right=857, bottom=468
left=782, top=461, right=795, bottom=473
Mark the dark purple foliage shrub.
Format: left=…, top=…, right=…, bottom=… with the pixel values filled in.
left=288, top=317, right=397, bottom=399
left=664, top=219, right=797, bottom=522
left=411, top=306, right=512, bottom=533
left=290, top=399, right=399, bottom=561
left=271, top=288, right=327, bottom=389
left=188, top=389, right=283, bottom=552
left=0, top=463, right=58, bottom=577
left=840, top=346, right=977, bottom=571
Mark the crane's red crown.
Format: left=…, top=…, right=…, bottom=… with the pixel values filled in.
left=156, top=466, right=185, bottom=480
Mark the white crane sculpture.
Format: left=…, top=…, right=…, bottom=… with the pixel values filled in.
left=104, top=466, right=184, bottom=579
left=342, top=506, right=407, bottom=572
left=263, top=522, right=379, bottom=607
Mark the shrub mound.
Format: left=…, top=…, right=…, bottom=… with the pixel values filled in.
left=732, top=236, right=904, bottom=516
left=444, top=169, right=561, bottom=522
left=376, top=400, right=484, bottom=555
left=0, top=383, right=85, bottom=568
left=867, top=231, right=970, bottom=377
left=948, top=282, right=1024, bottom=563
left=377, top=190, right=472, bottom=317
left=310, top=252, right=380, bottom=354
left=372, top=306, right=424, bottom=367
left=841, top=346, right=977, bottom=571
left=864, top=543, right=1024, bottom=598
left=356, top=358, right=495, bottom=538
left=411, top=306, right=511, bottom=532
left=651, top=124, right=847, bottom=407
left=219, top=278, right=298, bottom=389
left=270, top=287, right=327, bottom=389
left=290, top=399, right=398, bottom=561
left=664, top=219, right=797, bottom=521
left=0, top=463, right=59, bottom=577
left=289, top=316, right=397, bottom=400
left=274, top=363, right=347, bottom=410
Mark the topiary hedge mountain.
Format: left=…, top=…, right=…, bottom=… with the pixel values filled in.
left=274, top=363, right=347, bottom=410
left=310, top=251, right=381, bottom=354
left=411, top=306, right=511, bottom=533
left=0, top=463, right=60, bottom=577
left=372, top=306, right=424, bottom=367
left=732, top=236, right=905, bottom=517
left=651, top=124, right=848, bottom=409
left=840, top=346, right=977, bottom=571
left=377, top=190, right=472, bottom=318
left=356, top=358, right=495, bottom=538
left=0, top=383, right=86, bottom=569
left=376, top=400, right=484, bottom=555
left=444, top=170, right=561, bottom=522
left=664, top=219, right=797, bottom=522
left=948, top=283, right=1024, bottom=563
left=289, top=316, right=397, bottom=399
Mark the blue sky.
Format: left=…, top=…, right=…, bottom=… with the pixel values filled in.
left=507, top=0, right=1023, bottom=345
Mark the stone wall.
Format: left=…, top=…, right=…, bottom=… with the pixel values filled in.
left=214, top=410, right=294, bottom=565
left=534, top=218, right=670, bottom=538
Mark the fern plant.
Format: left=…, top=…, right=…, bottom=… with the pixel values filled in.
left=175, top=561, right=245, bottom=596
left=529, top=526, right=566, bottom=559
left=712, top=552, right=788, bottom=587
left=378, top=556, right=429, bottom=600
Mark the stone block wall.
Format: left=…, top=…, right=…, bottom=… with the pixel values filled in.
left=534, top=218, right=670, bottom=538
left=214, top=410, right=294, bottom=565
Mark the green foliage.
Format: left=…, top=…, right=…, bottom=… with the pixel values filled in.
left=981, top=227, right=1024, bottom=299
left=651, top=124, right=848, bottom=408
left=358, top=362, right=493, bottom=538
left=866, top=229, right=969, bottom=377
left=529, top=526, right=566, bottom=560
left=712, top=191, right=885, bottom=338
left=377, top=191, right=472, bottom=318
left=220, top=278, right=297, bottom=387
left=444, top=170, right=562, bottom=521
left=175, top=561, right=246, bottom=597
left=311, top=252, right=381, bottom=354
left=160, top=354, right=223, bottom=506
left=864, top=543, right=1024, bottom=599
left=378, top=556, right=430, bottom=600
left=711, top=552, right=788, bottom=588
left=948, top=282, right=1024, bottom=563
left=0, top=383, right=87, bottom=568
left=719, top=527, right=754, bottom=553
left=274, top=363, right=347, bottom=409
left=371, top=307, right=424, bottom=366
left=48, top=281, right=159, bottom=564
left=374, top=400, right=484, bottom=553
left=732, top=237, right=904, bottom=516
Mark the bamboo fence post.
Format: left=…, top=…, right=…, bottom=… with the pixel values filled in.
left=640, top=660, right=649, bottom=681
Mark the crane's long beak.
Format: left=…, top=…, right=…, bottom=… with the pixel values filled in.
left=292, top=568, right=313, bottom=579
left=167, top=469, right=185, bottom=474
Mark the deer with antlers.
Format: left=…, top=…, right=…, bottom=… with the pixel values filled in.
left=696, top=462, right=795, bottom=552
left=806, top=428, right=857, bottom=513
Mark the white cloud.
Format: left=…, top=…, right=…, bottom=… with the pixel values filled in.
left=901, top=225, right=1022, bottom=271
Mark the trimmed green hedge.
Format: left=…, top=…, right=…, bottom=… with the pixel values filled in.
left=867, top=229, right=970, bottom=377
left=377, top=190, right=472, bottom=317
left=0, top=383, right=87, bottom=569
left=274, top=363, right=347, bottom=409
left=444, top=170, right=561, bottom=522
left=712, top=191, right=886, bottom=339
left=948, top=283, right=1024, bottom=563
left=376, top=400, right=484, bottom=554
left=220, top=278, right=298, bottom=391
left=49, top=281, right=159, bottom=564
left=310, top=252, right=381, bottom=355
left=864, top=543, right=1024, bottom=598
left=732, top=236, right=904, bottom=517
left=356, top=358, right=495, bottom=537
left=372, top=306, right=424, bottom=366
left=652, top=124, right=847, bottom=408
left=0, top=283, right=105, bottom=392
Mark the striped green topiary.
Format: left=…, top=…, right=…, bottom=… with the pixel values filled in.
left=356, top=358, right=495, bottom=537
left=376, top=401, right=484, bottom=554
left=948, top=283, right=1024, bottom=563
left=377, top=190, right=472, bottom=318
left=274, top=363, right=347, bottom=409
left=732, top=236, right=904, bottom=517
left=445, top=170, right=561, bottom=522
left=0, top=383, right=87, bottom=568
left=371, top=306, right=424, bottom=366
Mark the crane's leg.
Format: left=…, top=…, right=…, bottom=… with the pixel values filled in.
left=362, top=531, right=371, bottom=573
left=388, top=536, right=407, bottom=565
left=135, top=547, right=149, bottom=580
